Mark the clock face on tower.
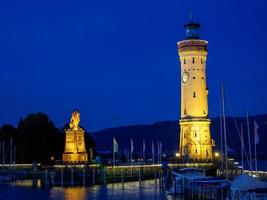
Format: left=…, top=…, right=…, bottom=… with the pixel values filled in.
left=182, top=72, right=189, bottom=83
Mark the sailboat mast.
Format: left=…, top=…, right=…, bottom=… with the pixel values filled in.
left=2, top=141, right=4, bottom=165
left=13, top=145, right=16, bottom=164
left=10, top=137, right=13, bottom=164
left=254, top=121, right=258, bottom=175
left=254, top=135, right=258, bottom=175
left=222, top=85, right=228, bottom=179
left=220, top=98, right=224, bottom=172
left=246, top=111, right=252, bottom=172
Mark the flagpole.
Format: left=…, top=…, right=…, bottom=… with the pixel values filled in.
left=143, top=152, right=145, bottom=165
left=241, top=124, right=244, bottom=171
left=143, top=139, right=145, bottom=165
left=159, top=142, right=162, bottom=164
left=157, top=141, right=159, bottom=164
left=159, top=142, right=161, bottom=164
left=142, top=140, right=143, bottom=165
left=131, top=151, right=132, bottom=167
left=130, top=138, right=133, bottom=175
left=151, top=141, right=155, bottom=165
left=10, top=137, right=13, bottom=164
left=113, top=138, right=115, bottom=167
left=161, top=143, right=163, bottom=163
left=246, top=111, right=252, bottom=172
left=0, top=141, right=1, bottom=164
left=2, top=141, right=4, bottom=166
left=131, top=139, right=132, bottom=167
left=131, top=149, right=132, bottom=167
left=131, top=150, right=132, bottom=175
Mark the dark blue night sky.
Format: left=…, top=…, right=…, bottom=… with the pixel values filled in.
left=0, top=0, right=266, bottom=131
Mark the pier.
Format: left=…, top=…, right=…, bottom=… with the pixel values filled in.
left=0, top=163, right=164, bottom=187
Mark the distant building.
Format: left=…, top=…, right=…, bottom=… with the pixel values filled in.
left=178, top=20, right=214, bottom=161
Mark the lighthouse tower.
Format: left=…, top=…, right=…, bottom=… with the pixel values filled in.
left=178, top=20, right=213, bottom=161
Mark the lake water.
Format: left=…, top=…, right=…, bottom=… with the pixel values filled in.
left=0, top=180, right=181, bottom=200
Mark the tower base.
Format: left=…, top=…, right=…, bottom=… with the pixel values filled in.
left=62, top=128, right=88, bottom=163
left=179, top=118, right=213, bottom=161
left=63, top=153, right=88, bottom=163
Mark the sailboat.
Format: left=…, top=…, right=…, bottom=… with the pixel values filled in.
left=229, top=111, right=267, bottom=199
left=166, top=168, right=207, bottom=195
left=230, top=173, right=267, bottom=200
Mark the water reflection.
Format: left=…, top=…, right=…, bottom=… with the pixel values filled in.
left=3, top=180, right=183, bottom=200
left=11, top=179, right=42, bottom=188
left=50, top=187, right=88, bottom=200
left=50, top=180, right=167, bottom=200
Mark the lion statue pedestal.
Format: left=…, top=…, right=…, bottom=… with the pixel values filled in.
left=62, top=111, right=88, bottom=163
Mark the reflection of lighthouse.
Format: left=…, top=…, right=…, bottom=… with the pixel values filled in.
left=178, top=20, right=213, bottom=160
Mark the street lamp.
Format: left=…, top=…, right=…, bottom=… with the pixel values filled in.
left=214, top=152, right=220, bottom=158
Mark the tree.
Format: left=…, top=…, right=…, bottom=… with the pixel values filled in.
left=84, top=131, right=97, bottom=159
left=0, top=112, right=97, bottom=164
left=0, top=124, right=17, bottom=140
left=17, top=112, right=62, bottom=163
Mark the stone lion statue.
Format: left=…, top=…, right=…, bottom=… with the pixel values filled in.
left=69, top=110, right=80, bottom=130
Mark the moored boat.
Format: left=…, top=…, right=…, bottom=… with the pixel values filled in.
left=166, top=168, right=206, bottom=195
left=230, top=174, right=267, bottom=200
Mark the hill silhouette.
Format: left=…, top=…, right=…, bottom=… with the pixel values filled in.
left=91, top=114, right=267, bottom=158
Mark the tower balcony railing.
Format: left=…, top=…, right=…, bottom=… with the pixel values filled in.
left=180, top=116, right=210, bottom=122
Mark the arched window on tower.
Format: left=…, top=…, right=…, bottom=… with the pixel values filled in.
left=192, top=57, right=195, bottom=63
left=184, top=109, right=187, bottom=115
left=193, top=92, right=196, bottom=98
left=201, top=57, right=203, bottom=64
left=184, top=58, right=186, bottom=64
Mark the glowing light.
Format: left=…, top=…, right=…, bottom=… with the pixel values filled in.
left=106, top=164, right=162, bottom=169
left=175, top=153, right=181, bottom=157
left=214, top=152, right=220, bottom=157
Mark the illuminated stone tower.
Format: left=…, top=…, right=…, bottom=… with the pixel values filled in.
left=178, top=20, right=213, bottom=161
